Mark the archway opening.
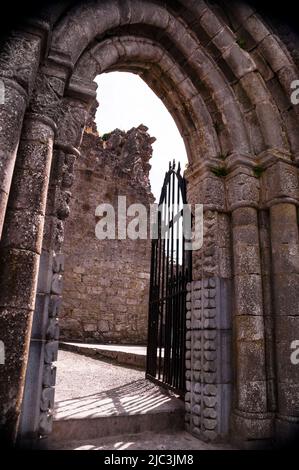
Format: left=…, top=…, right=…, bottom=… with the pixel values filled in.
left=52, top=71, right=189, bottom=444
left=95, top=71, right=188, bottom=201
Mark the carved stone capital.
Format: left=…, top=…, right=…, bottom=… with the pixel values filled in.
left=0, top=32, right=41, bottom=95
left=226, top=170, right=260, bottom=211
left=56, top=97, right=88, bottom=148
left=260, top=160, right=299, bottom=207
left=187, top=163, right=226, bottom=212
left=28, top=72, right=65, bottom=123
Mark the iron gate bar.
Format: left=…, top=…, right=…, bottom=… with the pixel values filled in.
left=146, top=161, right=191, bottom=397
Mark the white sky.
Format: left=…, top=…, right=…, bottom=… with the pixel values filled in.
left=95, top=72, right=188, bottom=201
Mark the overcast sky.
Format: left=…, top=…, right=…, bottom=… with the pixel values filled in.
left=95, top=72, right=188, bottom=201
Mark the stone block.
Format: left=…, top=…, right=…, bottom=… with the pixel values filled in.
left=37, top=251, right=54, bottom=294
left=44, top=341, right=58, bottom=365
left=234, top=274, right=263, bottom=316
left=259, top=35, right=290, bottom=72
left=8, top=165, right=50, bottom=214
left=277, top=382, right=299, bottom=416
left=232, top=206, right=257, bottom=227
left=272, top=274, right=299, bottom=316
left=30, top=293, right=50, bottom=340
left=0, top=248, right=39, bottom=310
left=237, top=340, right=267, bottom=382
left=271, top=243, right=299, bottom=274
left=51, top=273, right=63, bottom=295
left=233, top=243, right=261, bottom=275
left=237, top=380, right=267, bottom=412
left=223, top=44, right=256, bottom=79
left=245, top=14, right=270, bottom=42
left=235, top=315, right=265, bottom=342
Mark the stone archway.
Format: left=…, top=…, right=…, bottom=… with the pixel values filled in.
left=0, top=0, right=299, bottom=448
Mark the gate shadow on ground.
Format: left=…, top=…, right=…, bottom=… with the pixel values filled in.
left=54, top=379, right=181, bottom=421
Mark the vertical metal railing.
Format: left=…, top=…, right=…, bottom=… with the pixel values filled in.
left=146, top=161, right=191, bottom=397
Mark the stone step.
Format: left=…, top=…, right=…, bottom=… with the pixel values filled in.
left=47, top=430, right=232, bottom=450
left=48, top=350, right=184, bottom=447
left=49, top=407, right=185, bottom=445
left=60, top=342, right=147, bottom=369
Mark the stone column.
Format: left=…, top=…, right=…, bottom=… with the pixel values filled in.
left=0, top=79, right=28, bottom=238
left=18, top=80, right=96, bottom=446
left=0, top=32, right=44, bottom=238
left=0, top=113, right=56, bottom=443
left=228, top=169, right=273, bottom=446
left=17, top=143, right=79, bottom=445
left=184, top=166, right=233, bottom=442
left=262, top=159, right=299, bottom=443
left=0, top=63, right=69, bottom=443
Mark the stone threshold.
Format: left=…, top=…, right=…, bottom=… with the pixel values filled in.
left=60, top=342, right=147, bottom=369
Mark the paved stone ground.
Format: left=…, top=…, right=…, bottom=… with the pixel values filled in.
left=52, top=430, right=233, bottom=450
left=54, top=350, right=179, bottom=420
left=55, top=350, right=145, bottom=403
left=53, top=350, right=233, bottom=450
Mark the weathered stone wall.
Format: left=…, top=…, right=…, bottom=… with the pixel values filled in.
left=60, top=112, right=155, bottom=344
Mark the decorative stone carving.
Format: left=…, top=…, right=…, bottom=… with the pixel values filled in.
left=192, top=211, right=219, bottom=280
left=188, top=172, right=226, bottom=212
left=185, top=278, right=232, bottom=442
left=261, top=160, right=299, bottom=206
left=54, top=220, right=64, bottom=253
left=38, top=251, right=64, bottom=437
left=35, top=125, right=80, bottom=440
left=56, top=99, right=88, bottom=147
left=226, top=172, right=260, bottom=210
left=0, top=33, right=41, bottom=94
left=56, top=190, right=71, bottom=221
left=29, top=72, right=63, bottom=122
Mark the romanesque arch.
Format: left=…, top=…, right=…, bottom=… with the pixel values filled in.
left=0, top=0, right=298, bottom=448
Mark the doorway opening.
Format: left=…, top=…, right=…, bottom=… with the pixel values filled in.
left=51, top=71, right=189, bottom=446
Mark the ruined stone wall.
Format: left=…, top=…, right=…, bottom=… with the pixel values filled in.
left=59, top=113, right=155, bottom=344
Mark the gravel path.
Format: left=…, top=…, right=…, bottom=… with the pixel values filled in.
left=55, top=350, right=145, bottom=402
left=54, top=350, right=182, bottom=420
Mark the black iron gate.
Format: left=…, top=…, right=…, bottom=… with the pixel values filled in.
left=146, top=161, right=192, bottom=397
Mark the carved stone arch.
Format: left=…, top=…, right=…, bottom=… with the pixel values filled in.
left=51, top=0, right=252, bottom=158
left=73, top=36, right=221, bottom=164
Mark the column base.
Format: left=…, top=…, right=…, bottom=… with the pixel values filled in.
left=231, top=410, right=274, bottom=449
left=275, top=414, right=299, bottom=448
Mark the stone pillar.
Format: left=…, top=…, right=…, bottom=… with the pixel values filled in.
left=0, top=113, right=56, bottom=443
left=262, top=159, right=299, bottom=443
left=184, top=167, right=233, bottom=442
left=0, top=79, right=28, bottom=238
left=228, top=170, right=273, bottom=446
left=0, top=32, right=44, bottom=238
left=17, top=143, right=79, bottom=445
left=258, top=210, right=277, bottom=413
left=18, top=80, right=96, bottom=446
